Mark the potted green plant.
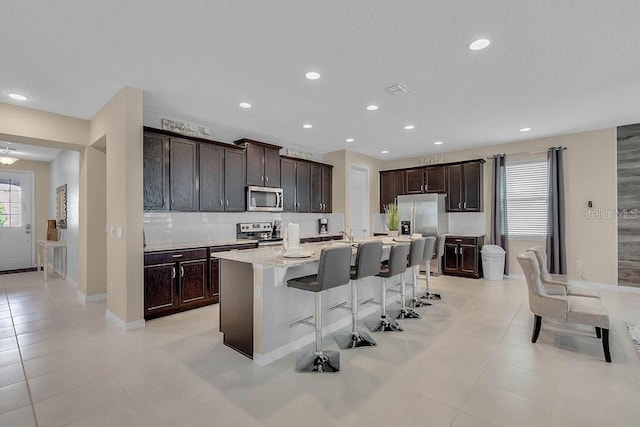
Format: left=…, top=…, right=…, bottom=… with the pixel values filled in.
left=384, top=202, right=399, bottom=237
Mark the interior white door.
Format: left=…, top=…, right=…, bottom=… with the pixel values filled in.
left=0, top=170, right=33, bottom=270
left=349, top=165, right=370, bottom=239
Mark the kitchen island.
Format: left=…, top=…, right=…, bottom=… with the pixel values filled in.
left=216, top=240, right=400, bottom=365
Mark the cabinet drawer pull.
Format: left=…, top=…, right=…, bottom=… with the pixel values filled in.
left=455, top=239, right=462, bottom=242
left=180, top=266, right=184, bottom=278
left=172, top=254, right=184, bottom=258
left=172, top=267, right=176, bottom=279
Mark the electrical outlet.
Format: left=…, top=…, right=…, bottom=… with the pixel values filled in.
left=110, top=227, right=115, bottom=238
left=116, top=227, right=123, bottom=239
left=576, top=260, right=583, bottom=268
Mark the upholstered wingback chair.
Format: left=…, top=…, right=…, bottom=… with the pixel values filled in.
left=517, top=251, right=611, bottom=362
left=527, top=247, right=600, bottom=299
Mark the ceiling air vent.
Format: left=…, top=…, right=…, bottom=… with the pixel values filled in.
left=385, top=83, right=410, bottom=95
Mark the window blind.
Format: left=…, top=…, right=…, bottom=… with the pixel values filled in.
left=505, top=160, right=548, bottom=239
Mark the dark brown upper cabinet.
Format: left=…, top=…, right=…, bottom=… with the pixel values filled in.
left=143, top=133, right=169, bottom=210
left=170, top=137, right=198, bottom=211
left=379, top=170, right=405, bottom=212
left=234, top=139, right=282, bottom=188
left=280, top=157, right=297, bottom=212
left=295, top=161, right=311, bottom=212
left=405, top=166, right=446, bottom=194
left=446, top=161, right=483, bottom=212
left=143, top=127, right=245, bottom=213
left=311, top=163, right=333, bottom=213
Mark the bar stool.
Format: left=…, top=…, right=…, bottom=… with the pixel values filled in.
left=366, top=243, right=411, bottom=332
left=335, top=241, right=383, bottom=349
left=287, top=245, right=353, bottom=373
left=412, top=236, right=435, bottom=308
left=397, top=237, right=426, bottom=319
left=421, top=234, right=444, bottom=301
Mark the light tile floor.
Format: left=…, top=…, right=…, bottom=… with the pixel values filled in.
left=1, top=272, right=640, bottom=426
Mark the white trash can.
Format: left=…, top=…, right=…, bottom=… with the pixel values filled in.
left=481, top=245, right=506, bottom=280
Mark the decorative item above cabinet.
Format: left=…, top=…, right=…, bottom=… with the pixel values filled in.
left=234, top=139, right=282, bottom=188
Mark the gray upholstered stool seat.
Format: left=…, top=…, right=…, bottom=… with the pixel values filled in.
left=396, top=237, right=425, bottom=319
left=334, top=241, right=383, bottom=349
left=413, top=236, right=436, bottom=307
left=527, top=247, right=601, bottom=298
left=517, top=251, right=611, bottom=362
left=287, top=245, right=353, bottom=372
left=366, top=243, right=410, bottom=332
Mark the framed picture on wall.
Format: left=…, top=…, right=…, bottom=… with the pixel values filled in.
left=56, top=184, right=67, bottom=229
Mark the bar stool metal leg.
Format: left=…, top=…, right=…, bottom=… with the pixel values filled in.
left=413, top=265, right=432, bottom=307
left=335, top=280, right=377, bottom=349
left=397, top=271, right=421, bottom=319
left=295, top=292, right=340, bottom=373
left=366, top=278, right=402, bottom=332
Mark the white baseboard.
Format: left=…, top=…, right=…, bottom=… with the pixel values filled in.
left=76, top=290, right=107, bottom=303
left=105, top=309, right=145, bottom=331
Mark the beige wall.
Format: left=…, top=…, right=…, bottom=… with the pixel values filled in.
left=1, top=160, right=50, bottom=244
left=89, top=86, right=144, bottom=323
left=383, top=128, right=617, bottom=284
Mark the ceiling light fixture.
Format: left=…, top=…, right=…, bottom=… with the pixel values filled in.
left=381, top=150, right=389, bottom=154
left=404, top=125, right=415, bottom=130
left=345, top=138, right=355, bottom=143
left=469, top=38, right=491, bottom=51
left=305, top=71, right=321, bottom=80
left=366, top=105, right=378, bottom=111
left=0, top=147, right=18, bottom=165
left=8, top=93, right=28, bottom=101
left=302, top=124, right=313, bottom=129
left=239, top=102, right=252, bottom=109
left=520, top=127, right=531, bottom=132
left=434, top=141, right=444, bottom=145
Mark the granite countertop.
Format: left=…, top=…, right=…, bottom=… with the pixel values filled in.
left=445, top=232, right=486, bottom=238
left=144, top=239, right=257, bottom=253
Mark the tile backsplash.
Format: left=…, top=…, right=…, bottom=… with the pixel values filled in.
left=144, top=211, right=345, bottom=244
left=448, top=212, right=487, bottom=235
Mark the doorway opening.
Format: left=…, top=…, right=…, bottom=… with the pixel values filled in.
left=0, top=170, right=35, bottom=271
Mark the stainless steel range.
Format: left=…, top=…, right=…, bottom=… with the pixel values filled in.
left=236, top=222, right=283, bottom=246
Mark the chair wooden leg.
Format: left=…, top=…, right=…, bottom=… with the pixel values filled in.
left=531, top=315, right=542, bottom=343
left=595, top=327, right=601, bottom=339
left=602, top=328, right=611, bottom=363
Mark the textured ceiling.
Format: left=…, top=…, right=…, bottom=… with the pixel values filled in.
left=2, top=1, right=640, bottom=159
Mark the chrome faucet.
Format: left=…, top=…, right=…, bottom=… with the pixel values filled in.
left=339, top=230, right=354, bottom=244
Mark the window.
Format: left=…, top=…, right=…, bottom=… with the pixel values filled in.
left=506, top=159, right=548, bottom=239
left=0, top=178, right=22, bottom=227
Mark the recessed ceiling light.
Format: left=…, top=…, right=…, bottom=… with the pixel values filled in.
left=238, top=102, right=252, bottom=109
left=434, top=141, right=444, bottom=145
left=520, top=127, right=531, bottom=132
left=404, top=125, right=415, bottom=130
left=305, top=71, right=321, bottom=80
left=381, top=150, right=389, bottom=154
left=469, top=38, right=491, bottom=51
left=8, top=93, right=28, bottom=101
left=366, top=105, right=378, bottom=111
left=345, top=138, right=355, bottom=143
left=302, top=124, right=313, bottom=129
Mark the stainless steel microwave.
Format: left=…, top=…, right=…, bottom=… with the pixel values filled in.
left=247, top=186, right=283, bottom=212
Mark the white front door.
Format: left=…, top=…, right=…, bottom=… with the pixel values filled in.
left=349, top=165, right=370, bottom=239
left=0, top=170, right=33, bottom=271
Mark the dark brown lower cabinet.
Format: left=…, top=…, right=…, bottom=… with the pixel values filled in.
left=443, top=236, right=484, bottom=279
left=144, top=248, right=212, bottom=320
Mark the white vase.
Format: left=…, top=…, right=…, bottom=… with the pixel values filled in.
left=388, top=230, right=399, bottom=237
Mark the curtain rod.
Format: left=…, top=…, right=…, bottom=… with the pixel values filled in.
left=486, top=146, right=567, bottom=160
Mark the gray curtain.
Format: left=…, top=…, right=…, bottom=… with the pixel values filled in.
left=546, top=147, right=567, bottom=274
left=491, top=154, right=509, bottom=274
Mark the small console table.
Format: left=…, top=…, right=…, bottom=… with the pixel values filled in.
left=36, top=240, right=67, bottom=282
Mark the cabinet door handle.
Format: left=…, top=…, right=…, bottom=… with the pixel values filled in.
left=220, top=199, right=223, bottom=208
left=265, top=176, right=269, bottom=183
left=226, top=200, right=229, bottom=207
left=180, top=266, right=184, bottom=278
left=261, top=175, right=264, bottom=183
left=172, top=267, right=176, bottom=279
left=172, top=254, right=184, bottom=258
left=463, top=201, right=466, bottom=209
left=458, top=201, right=461, bottom=209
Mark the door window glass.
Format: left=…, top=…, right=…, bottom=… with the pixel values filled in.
left=0, top=178, right=22, bottom=227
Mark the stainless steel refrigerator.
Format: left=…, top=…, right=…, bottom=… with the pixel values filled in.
left=397, top=193, right=448, bottom=237
left=397, top=193, right=448, bottom=275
